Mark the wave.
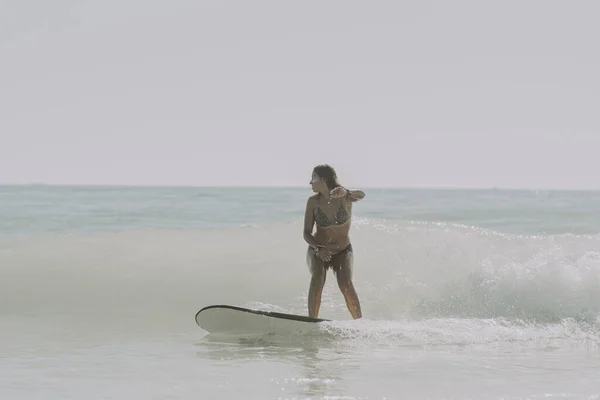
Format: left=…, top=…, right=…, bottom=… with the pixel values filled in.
left=1, top=220, right=599, bottom=339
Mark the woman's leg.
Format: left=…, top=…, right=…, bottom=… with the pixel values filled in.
left=307, top=248, right=327, bottom=318
left=333, top=247, right=362, bottom=319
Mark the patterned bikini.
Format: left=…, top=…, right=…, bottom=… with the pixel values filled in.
left=310, top=198, right=353, bottom=271
left=314, top=201, right=350, bottom=228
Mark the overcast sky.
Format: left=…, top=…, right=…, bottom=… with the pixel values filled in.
left=1, top=0, right=598, bottom=189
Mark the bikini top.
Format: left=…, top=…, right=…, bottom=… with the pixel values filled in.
left=314, top=199, right=350, bottom=228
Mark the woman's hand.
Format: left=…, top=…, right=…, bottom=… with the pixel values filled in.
left=315, top=247, right=332, bottom=262
left=330, top=186, right=349, bottom=199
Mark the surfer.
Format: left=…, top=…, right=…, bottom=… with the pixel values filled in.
left=303, top=164, right=365, bottom=319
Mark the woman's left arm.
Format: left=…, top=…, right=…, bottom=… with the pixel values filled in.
left=330, top=186, right=366, bottom=202
left=345, top=188, right=365, bottom=202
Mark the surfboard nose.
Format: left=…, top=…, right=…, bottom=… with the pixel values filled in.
left=195, top=305, right=329, bottom=335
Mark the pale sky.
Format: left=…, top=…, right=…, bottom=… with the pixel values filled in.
left=1, top=1, right=599, bottom=189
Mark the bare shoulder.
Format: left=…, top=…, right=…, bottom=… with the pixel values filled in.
left=304, top=195, right=319, bottom=220
left=307, top=194, right=319, bottom=206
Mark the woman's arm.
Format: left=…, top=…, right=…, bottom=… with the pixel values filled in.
left=346, top=188, right=365, bottom=202
left=303, top=197, right=322, bottom=250
left=330, top=186, right=366, bottom=202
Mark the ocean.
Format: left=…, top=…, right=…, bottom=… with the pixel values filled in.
left=1, top=185, right=599, bottom=399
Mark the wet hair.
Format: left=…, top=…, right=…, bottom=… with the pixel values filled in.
left=313, top=164, right=340, bottom=190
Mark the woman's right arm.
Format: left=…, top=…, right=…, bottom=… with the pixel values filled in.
left=303, top=197, right=322, bottom=250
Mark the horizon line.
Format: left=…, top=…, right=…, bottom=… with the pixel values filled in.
left=1, top=182, right=599, bottom=192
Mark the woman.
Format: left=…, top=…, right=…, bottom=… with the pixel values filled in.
left=303, top=164, right=365, bottom=319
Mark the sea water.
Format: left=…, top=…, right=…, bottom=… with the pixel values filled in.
left=1, top=185, right=599, bottom=399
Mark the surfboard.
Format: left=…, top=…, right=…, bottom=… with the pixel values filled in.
left=195, top=305, right=330, bottom=335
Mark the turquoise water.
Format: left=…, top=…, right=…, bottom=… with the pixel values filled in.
left=1, top=185, right=599, bottom=399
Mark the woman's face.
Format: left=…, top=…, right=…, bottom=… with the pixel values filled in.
left=310, top=171, right=326, bottom=193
